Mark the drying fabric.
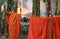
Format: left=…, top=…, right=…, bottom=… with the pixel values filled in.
left=54, top=16, right=60, bottom=39
left=28, top=16, right=47, bottom=39
left=7, top=12, right=22, bottom=39
left=46, top=17, right=55, bottom=39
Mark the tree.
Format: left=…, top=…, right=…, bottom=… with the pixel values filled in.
left=32, top=0, right=40, bottom=16
left=7, top=0, right=15, bottom=11
left=57, top=0, right=60, bottom=15
left=0, top=0, right=4, bottom=6
left=55, top=0, right=58, bottom=15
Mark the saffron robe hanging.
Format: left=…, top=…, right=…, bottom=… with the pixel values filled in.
left=7, top=12, right=22, bottom=39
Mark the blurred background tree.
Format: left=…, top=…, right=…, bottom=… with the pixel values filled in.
left=7, top=0, right=15, bottom=11
left=32, top=0, right=40, bottom=16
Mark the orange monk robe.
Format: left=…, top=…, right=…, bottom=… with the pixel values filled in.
left=54, top=16, right=60, bottom=39
left=7, top=12, right=22, bottom=39
left=28, top=16, right=47, bottom=39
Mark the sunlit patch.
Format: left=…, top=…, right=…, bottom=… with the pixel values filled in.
left=17, top=0, right=32, bottom=18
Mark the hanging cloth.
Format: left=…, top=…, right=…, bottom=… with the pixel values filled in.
left=46, top=17, right=55, bottom=39
left=28, top=16, right=47, bottom=39
left=54, top=16, right=60, bottom=39
left=7, top=12, right=22, bottom=39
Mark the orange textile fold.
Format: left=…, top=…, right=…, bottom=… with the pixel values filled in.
left=46, top=17, right=55, bottom=39
left=7, top=12, right=22, bottom=39
left=54, top=16, right=60, bottom=39
left=28, top=16, right=47, bottom=39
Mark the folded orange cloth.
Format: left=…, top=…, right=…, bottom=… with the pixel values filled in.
left=7, top=12, right=22, bottom=39
left=28, top=16, right=47, bottom=39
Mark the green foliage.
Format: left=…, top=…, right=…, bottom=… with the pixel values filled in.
left=7, top=0, right=15, bottom=11
left=0, top=0, right=4, bottom=6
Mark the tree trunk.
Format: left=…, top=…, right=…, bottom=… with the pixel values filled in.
left=32, top=0, right=40, bottom=16
left=57, top=0, right=60, bottom=15
left=55, top=0, right=58, bottom=15
left=50, top=0, right=56, bottom=16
